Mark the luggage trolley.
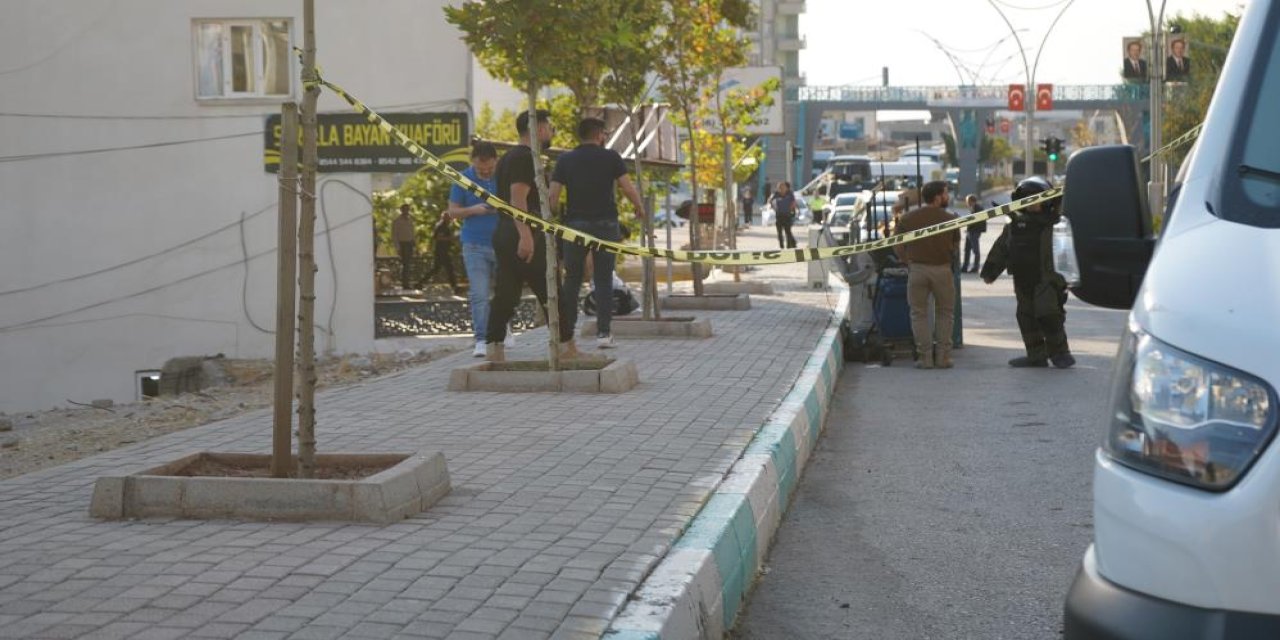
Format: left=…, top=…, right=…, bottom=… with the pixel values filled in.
left=839, top=189, right=915, bottom=366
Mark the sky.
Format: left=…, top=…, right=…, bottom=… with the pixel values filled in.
left=799, top=0, right=1247, bottom=88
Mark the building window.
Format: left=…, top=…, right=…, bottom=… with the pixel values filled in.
left=194, top=19, right=292, bottom=99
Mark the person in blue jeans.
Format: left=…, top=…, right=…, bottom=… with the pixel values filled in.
left=447, top=141, right=512, bottom=357
left=547, top=117, right=647, bottom=354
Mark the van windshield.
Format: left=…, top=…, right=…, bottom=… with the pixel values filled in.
left=1224, top=2, right=1280, bottom=228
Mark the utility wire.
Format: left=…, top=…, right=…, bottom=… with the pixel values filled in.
left=0, top=209, right=368, bottom=333
left=0, top=202, right=276, bottom=297
left=0, top=131, right=259, bottom=163
left=240, top=210, right=274, bottom=334
left=0, top=99, right=468, bottom=121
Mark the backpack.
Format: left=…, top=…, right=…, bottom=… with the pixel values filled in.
left=581, top=275, right=639, bottom=316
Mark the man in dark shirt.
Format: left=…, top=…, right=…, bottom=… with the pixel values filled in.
left=548, top=117, right=646, bottom=354
left=960, top=194, right=987, bottom=273
left=894, top=180, right=960, bottom=369
left=485, top=109, right=553, bottom=362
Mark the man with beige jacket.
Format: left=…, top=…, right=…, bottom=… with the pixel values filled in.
left=893, top=181, right=960, bottom=369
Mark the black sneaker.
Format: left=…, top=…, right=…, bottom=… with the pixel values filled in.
left=1009, top=356, right=1049, bottom=368
left=1051, top=353, right=1077, bottom=369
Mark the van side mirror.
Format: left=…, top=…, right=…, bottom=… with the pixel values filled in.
left=1062, top=145, right=1155, bottom=309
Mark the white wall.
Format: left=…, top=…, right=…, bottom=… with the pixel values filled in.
left=0, top=0, right=469, bottom=412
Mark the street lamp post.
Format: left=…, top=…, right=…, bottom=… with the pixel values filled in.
left=985, top=0, right=1077, bottom=179
left=1146, top=0, right=1169, bottom=222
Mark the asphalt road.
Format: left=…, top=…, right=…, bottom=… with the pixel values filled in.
left=732, top=215, right=1129, bottom=640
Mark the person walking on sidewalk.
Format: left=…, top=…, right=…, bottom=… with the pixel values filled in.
left=392, top=204, right=417, bottom=289
left=740, top=183, right=754, bottom=227
left=980, top=176, right=1075, bottom=369
left=548, top=117, right=647, bottom=354
left=484, top=109, right=555, bottom=362
left=960, top=194, right=987, bottom=273
left=446, top=141, right=514, bottom=357
left=894, top=180, right=960, bottom=369
left=421, top=215, right=461, bottom=294
left=769, top=181, right=797, bottom=249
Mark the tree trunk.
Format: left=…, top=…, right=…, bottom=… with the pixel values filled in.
left=684, top=105, right=704, bottom=296
left=627, top=104, right=659, bottom=320
left=296, top=0, right=319, bottom=478
left=271, top=103, right=299, bottom=479
left=525, top=75, right=561, bottom=371
left=722, top=136, right=740, bottom=282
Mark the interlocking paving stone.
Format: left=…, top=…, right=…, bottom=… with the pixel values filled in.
left=0, top=244, right=836, bottom=638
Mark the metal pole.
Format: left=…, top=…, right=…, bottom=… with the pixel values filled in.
left=1146, top=0, right=1168, bottom=222
left=915, top=135, right=922, bottom=189
left=984, top=1, right=1033, bottom=178
left=271, top=103, right=299, bottom=479
left=984, top=0, right=1076, bottom=179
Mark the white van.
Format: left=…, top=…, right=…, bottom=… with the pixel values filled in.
left=1061, top=1, right=1280, bottom=637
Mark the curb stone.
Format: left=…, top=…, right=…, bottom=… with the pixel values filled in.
left=606, top=281, right=849, bottom=639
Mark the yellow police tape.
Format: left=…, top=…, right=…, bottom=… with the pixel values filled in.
left=1142, top=123, right=1202, bottom=163
left=304, top=70, right=1193, bottom=267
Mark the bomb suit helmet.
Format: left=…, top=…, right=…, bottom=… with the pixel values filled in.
left=1011, top=176, right=1059, bottom=216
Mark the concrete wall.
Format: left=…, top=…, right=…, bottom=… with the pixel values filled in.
left=0, top=0, right=468, bottom=412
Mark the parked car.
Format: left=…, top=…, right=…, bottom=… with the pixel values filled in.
left=1061, top=2, right=1280, bottom=637
left=826, top=193, right=866, bottom=245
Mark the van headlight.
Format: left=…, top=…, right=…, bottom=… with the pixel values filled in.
left=1105, top=325, right=1277, bottom=491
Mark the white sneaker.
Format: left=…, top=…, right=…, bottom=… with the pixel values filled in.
left=472, top=341, right=486, bottom=358
left=504, top=332, right=516, bottom=348
left=596, top=334, right=616, bottom=349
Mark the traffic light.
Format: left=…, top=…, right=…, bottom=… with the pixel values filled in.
left=1042, top=137, right=1064, bottom=162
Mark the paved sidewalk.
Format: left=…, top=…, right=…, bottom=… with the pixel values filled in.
left=0, top=226, right=842, bottom=639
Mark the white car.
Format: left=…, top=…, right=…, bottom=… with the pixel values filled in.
left=826, top=193, right=865, bottom=245
left=1062, top=2, right=1280, bottom=636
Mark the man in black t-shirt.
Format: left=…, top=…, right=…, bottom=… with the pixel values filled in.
left=548, top=117, right=646, bottom=354
left=485, top=109, right=554, bottom=361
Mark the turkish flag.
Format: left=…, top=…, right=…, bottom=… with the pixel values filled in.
left=1036, top=83, right=1054, bottom=111
left=1008, top=84, right=1025, bottom=111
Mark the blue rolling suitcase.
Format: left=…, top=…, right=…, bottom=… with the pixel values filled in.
left=874, top=268, right=913, bottom=340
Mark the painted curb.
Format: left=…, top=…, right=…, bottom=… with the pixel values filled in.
left=606, top=281, right=849, bottom=639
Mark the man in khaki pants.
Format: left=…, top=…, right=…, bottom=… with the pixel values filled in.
left=894, top=181, right=960, bottom=369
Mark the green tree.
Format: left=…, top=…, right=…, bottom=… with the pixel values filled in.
left=474, top=102, right=516, bottom=143
left=446, top=0, right=590, bottom=368
left=655, top=0, right=753, bottom=294
left=371, top=172, right=453, bottom=256
left=600, top=0, right=667, bottom=318
left=1069, top=120, right=1096, bottom=150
